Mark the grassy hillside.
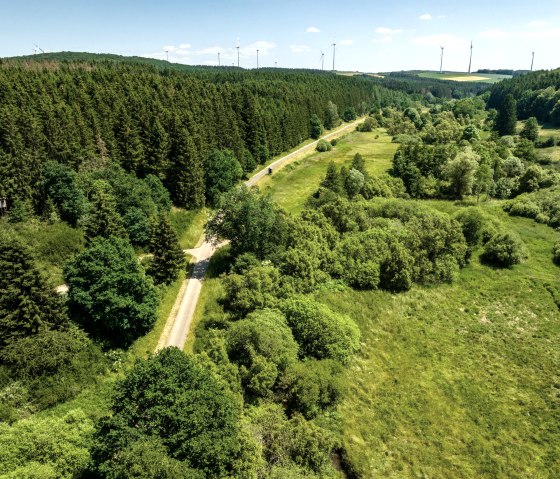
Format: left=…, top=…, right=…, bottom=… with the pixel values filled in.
left=418, top=71, right=512, bottom=84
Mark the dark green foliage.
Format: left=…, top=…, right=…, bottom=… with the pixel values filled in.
left=495, top=94, right=517, bottom=136
left=206, top=186, right=288, bottom=259
left=520, top=117, right=539, bottom=142
left=481, top=231, right=528, bottom=267
left=351, top=152, right=366, bottom=175
left=309, top=114, right=323, bottom=139
left=83, top=180, right=127, bottom=243
left=278, top=359, right=345, bottom=419
left=122, top=207, right=150, bottom=246
left=148, top=214, right=186, bottom=285
left=91, top=347, right=244, bottom=477
left=42, top=161, right=89, bottom=226
left=315, top=139, right=332, bottom=152
left=321, top=162, right=341, bottom=192
left=341, top=107, right=357, bottom=122
left=143, top=174, right=172, bottom=212
left=454, top=207, right=488, bottom=252
left=64, top=237, right=158, bottom=347
left=280, top=296, right=360, bottom=363
left=553, top=242, right=560, bottom=266
left=0, top=232, right=67, bottom=349
left=205, top=149, right=243, bottom=205
left=226, top=309, right=298, bottom=397
left=357, top=116, right=375, bottom=132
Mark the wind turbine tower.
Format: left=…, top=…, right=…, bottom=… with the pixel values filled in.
left=218, top=52, right=220, bottom=66
left=237, top=38, right=240, bottom=68
left=439, top=46, right=444, bottom=73
left=530, top=52, right=535, bottom=71
left=332, top=43, right=336, bottom=71
left=468, top=41, right=473, bottom=74
left=320, top=51, right=325, bottom=70
left=165, top=50, right=169, bottom=62
left=257, top=49, right=259, bottom=69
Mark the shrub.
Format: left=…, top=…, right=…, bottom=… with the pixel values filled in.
left=481, top=231, right=528, bottom=267
left=315, top=140, right=332, bottom=152
left=553, top=241, right=560, bottom=266
left=330, top=138, right=338, bottom=147
left=506, top=199, right=541, bottom=219
left=280, top=296, right=360, bottom=363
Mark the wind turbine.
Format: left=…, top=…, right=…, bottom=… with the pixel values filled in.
left=236, top=38, right=240, bottom=67
left=275, top=61, right=277, bottom=68
left=218, top=51, right=220, bottom=66
left=332, top=43, right=336, bottom=71
left=320, top=51, right=325, bottom=70
left=257, top=49, right=259, bottom=69
left=165, top=50, right=169, bottom=62
left=468, top=41, right=473, bottom=74
left=530, top=51, right=535, bottom=71
left=34, top=44, right=44, bottom=54
left=439, top=46, right=444, bottom=73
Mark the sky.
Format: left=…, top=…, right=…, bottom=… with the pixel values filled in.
left=1, top=0, right=559, bottom=72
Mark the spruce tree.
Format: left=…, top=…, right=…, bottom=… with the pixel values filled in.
left=351, top=153, right=366, bottom=176
left=520, top=116, right=539, bottom=142
left=84, top=180, right=127, bottom=243
left=495, top=94, right=517, bottom=136
left=321, top=162, right=340, bottom=192
left=148, top=214, right=186, bottom=285
left=0, top=232, right=67, bottom=348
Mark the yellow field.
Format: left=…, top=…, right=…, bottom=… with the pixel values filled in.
left=447, top=75, right=490, bottom=82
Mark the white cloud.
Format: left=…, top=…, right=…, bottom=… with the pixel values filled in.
left=412, top=34, right=468, bottom=48
left=375, top=27, right=402, bottom=34
left=479, top=29, right=510, bottom=39
left=306, top=26, right=320, bottom=33
left=419, top=13, right=432, bottom=20
left=528, top=20, right=549, bottom=28
left=339, top=39, right=355, bottom=45
left=290, top=44, right=311, bottom=53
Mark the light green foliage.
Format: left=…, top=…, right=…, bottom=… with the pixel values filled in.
left=504, top=186, right=560, bottom=228
left=442, top=147, right=480, bottom=199
left=206, top=186, right=288, bottom=259
left=91, top=347, right=246, bottom=478
left=223, top=265, right=283, bottom=316
left=309, top=114, right=323, bottom=139
left=226, top=309, right=298, bottom=397
left=7, top=198, right=33, bottom=223
left=315, top=139, right=332, bottom=152
left=0, top=409, right=94, bottom=478
left=344, top=168, right=365, bottom=198
left=280, top=296, right=360, bottom=363
left=454, top=207, right=489, bottom=251
left=323, top=101, right=341, bottom=130
left=205, top=149, right=244, bottom=205
left=518, top=164, right=546, bottom=193
left=553, top=241, right=560, bottom=265
left=482, top=231, right=528, bottom=267
left=520, top=116, right=539, bottom=142
left=357, top=116, right=375, bottom=132
left=278, top=359, right=345, bottom=419
left=64, top=236, right=158, bottom=347
left=148, top=214, right=186, bottom=285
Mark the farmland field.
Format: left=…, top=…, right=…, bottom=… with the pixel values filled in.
left=418, top=72, right=512, bottom=83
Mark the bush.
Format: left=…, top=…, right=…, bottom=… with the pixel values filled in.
left=481, top=231, right=528, bottom=267
left=553, top=241, right=560, bottom=266
left=330, top=138, right=338, bottom=147
left=316, top=140, right=332, bottom=152
left=280, top=296, right=360, bottom=363
left=357, top=117, right=375, bottom=132
left=506, top=199, right=541, bottom=219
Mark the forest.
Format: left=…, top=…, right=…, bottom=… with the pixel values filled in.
left=1, top=54, right=559, bottom=478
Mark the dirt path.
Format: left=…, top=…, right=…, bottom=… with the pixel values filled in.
left=156, top=118, right=365, bottom=351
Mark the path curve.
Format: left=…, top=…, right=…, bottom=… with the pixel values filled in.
left=156, top=118, right=364, bottom=351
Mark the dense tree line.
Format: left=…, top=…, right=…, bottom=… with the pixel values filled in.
left=487, top=68, right=560, bottom=124
left=0, top=59, right=412, bottom=210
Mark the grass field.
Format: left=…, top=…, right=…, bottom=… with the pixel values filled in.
left=418, top=72, right=512, bottom=84
left=257, top=129, right=397, bottom=214
left=252, top=129, right=560, bottom=477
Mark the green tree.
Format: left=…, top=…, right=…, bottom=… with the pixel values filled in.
left=83, top=180, right=127, bottom=243
left=205, top=149, right=243, bottom=205
left=495, top=94, right=517, bottom=136
left=206, top=186, right=288, bottom=259
left=520, top=116, right=539, bottom=142
left=280, top=296, right=360, bottom=363
left=64, top=237, right=158, bottom=347
left=442, top=147, right=480, bottom=199
left=323, top=101, right=340, bottom=130
left=481, top=231, right=528, bottom=267
left=7, top=198, right=32, bottom=223
left=148, top=214, right=186, bottom=285
left=309, top=114, right=323, bottom=139
left=344, top=168, right=365, bottom=198
left=341, top=107, right=357, bottom=122
left=351, top=152, right=366, bottom=175
left=320, top=162, right=341, bottom=192
left=122, top=207, right=150, bottom=246
left=0, top=232, right=67, bottom=348
left=473, top=162, right=493, bottom=202
left=91, top=348, right=245, bottom=477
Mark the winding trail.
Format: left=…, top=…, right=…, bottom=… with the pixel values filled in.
left=155, top=118, right=365, bottom=351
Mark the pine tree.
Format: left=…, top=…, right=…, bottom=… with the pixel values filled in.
left=495, top=94, right=517, bottom=136
left=351, top=153, right=366, bottom=176
left=84, top=180, right=127, bottom=243
left=321, top=162, right=340, bottom=192
left=0, top=232, right=67, bottom=348
left=148, top=214, right=186, bottom=285
left=520, top=116, right=539, bottom=142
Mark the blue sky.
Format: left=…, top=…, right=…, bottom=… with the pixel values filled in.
left=1, top=0, right=559, bottom=72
